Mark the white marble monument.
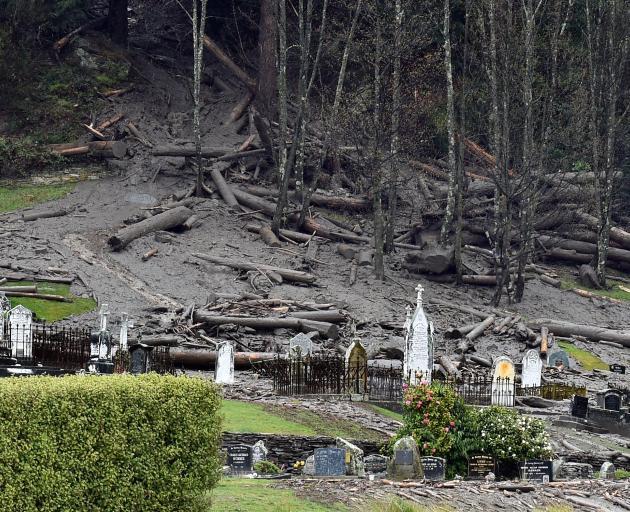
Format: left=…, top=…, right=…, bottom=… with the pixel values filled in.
left=491, top=356, right=515, bottom=406
left=118, top=312, right=133, bottom=352
left=404, top=284, right=434, bottom=384
left=8, top=305, right=32, bottom=359
left=289, top=332, right=313, bottom=357
left=215, top=341, right=235, bottom=384
left=521, top=349, right=542, bottom=388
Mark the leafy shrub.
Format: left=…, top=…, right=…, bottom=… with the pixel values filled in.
left=0, top=137, right=67, bottom=177
left=254, top=461, right=281, bottom=475
left=0, top=374, right=223, bottom=512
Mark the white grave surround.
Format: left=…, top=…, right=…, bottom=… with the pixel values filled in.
left=491, top=356, right=515, bottom=406
left=521, top=349, right=542, bottom=388
left=215, top=342, right=235, bottom=384
left=8, top=305, right=33, bottom=359
left=405, top=284, right=433, bottom=385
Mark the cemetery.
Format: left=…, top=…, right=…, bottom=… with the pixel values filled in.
left=1, top=1, right=630, bottom=509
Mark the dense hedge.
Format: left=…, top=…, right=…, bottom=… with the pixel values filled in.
left=0, top=374, right=222, bottom=512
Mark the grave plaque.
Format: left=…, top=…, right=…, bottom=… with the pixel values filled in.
left=468, top=455, right=495, bottom=479
left=519, top=460, right=553, bottom=483
left=395, top=450, right=414, bottom=465
left=313, top=448, right=346, bottom=477
left=609, top=364, right=626, bottom=375
left=421, top=456, right=446, bottom=481
left=227, top=445, right=253, bottom=474
left=571, top=395, right=589, bottom=418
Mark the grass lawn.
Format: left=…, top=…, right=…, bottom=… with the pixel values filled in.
left=207, top=478, right=348, bottom=512
left=560, top=276, right=630, bottom=301
left=556, top=340, right=609, bottom=371
left=0, top=183, right=75, bottom=213
left=221, top=400, right=385, bottom=442
left=5, top=281, right=96, bottom=322
left=364, top=404, right=403, bottom=422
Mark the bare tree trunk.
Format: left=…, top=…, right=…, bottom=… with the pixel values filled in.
left=440, top=0, right=457, bottom=245
left=271, top=0, right=289, bottom=235
left=372, top=12, right=385, bottom=281
left=385, top=0, right=403, bottom=254
left=108, top=0, right=128, bottom=46
left=191, top=0, right=208, bottom=197
left=257, top=0, right=277, bottom=118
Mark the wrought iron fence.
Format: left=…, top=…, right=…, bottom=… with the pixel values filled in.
left=516, top=383, right=587, bottom=400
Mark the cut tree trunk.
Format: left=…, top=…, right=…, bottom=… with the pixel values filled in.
left=170, top=348, right=281, bottom=369
left=193, top=311, right=337, bottom=339
left=259, top=225, right=281, bottom=247
left=152, top=146, right=230, bottom=157
left=577, top=211, right=630, bottom=250
left=2, top=291, right=71, bottom=302
left=539, top=235, right=630, bottom=264
left=202, top=35, right=256, bottom=91
left=227, top=91, right=254, bottom=124
left=244, top=223, right=322, bottom=244
left=465, top=316, right=495, bottom=341
left=0, top=286, right=37, bottom=293
left=233, top=188, right=276, bottom=216
left=444, top=322, right=478, bottom=339
left=49, top=141, right=127, bottom=158
left=191, top=253, right=316, bottom=284
left=539, top=275, right=561, bottom=288
left=527, top=319, right=630, bottom=347
left=438, top=355, right=460, bottom=377
left=210, top=168, right=239, bottom=209
left=22, top=209, right=68, bottom=222
left=241, top=185, right=371, bottom=211
left=108, top=206, right=194, bottom=250
left=287, top=310, right=347, bottom=323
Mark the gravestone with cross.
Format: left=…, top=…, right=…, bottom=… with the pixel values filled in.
left=8, top=305, right=33, bottom=359
left=404, top=284, right=434, bottom=384
left=215, top=341, right=234, bottom=384
left=491, top=356, right=515, bottom=406
left=521, top=349, right=542, bottom=389
left=87, top=304, right=114, bottom=374
left=119, top=312, right=133, bottom=352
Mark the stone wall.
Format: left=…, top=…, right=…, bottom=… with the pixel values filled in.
left=222, top=432, right=383, bottom=467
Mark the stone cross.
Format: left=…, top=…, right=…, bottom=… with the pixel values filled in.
left=405, top=283, right=433, bottom=384
left=215, top=341, right=235, bottom=384
left=119, top=313, right=133, bottom=352
left=8, top=305, right=33, bottom=359
left=99, top=303, right=110, bottom=332
left=521, top=349, right=542, bottom=388
left=491, top=356, right=515, bottom=406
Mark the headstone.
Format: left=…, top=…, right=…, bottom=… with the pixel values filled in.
left=252, top=440, right=268, bottom=465
left=468, top=455, right=496, bottom=479
left=599, top=461, right=616, bottom=480
left=571, top=395, right=589, bottom=418
left=387, top=436, right=423, bottom=480
left=597, top=389, right=622, bottom=411
left=289, top=333, right=313, bottom=357
left=548, top=350, right=570, bottom=369
left=302, top=455, right=315, bottom=476
left=129, top=344, right=153, bottom=374
left=345, top=338, right=367, bottom=394
left=491, top=356, right=515, bottom=406
left=519, top=460, right=553, bottom=483
left=421, top=456, right=446, bottom=481
left=0, top=292, right=10, bottom=339
left=521, top=349, right=543, bottom=388
left=227, top=445, right=253, bottom=474
left=99, top=303, right=109, bottom=332
left=557, top=462, right=593, bottom=480
left=119, top=312, right=132, bottom=352
left=215, top=342, right=234, bottom=384
left=336, top=437, right=365, bottom=477
left=8, top=305, right=32, bottom=359
left=609, top=363, right=626, bottom=374
left=404, top=284, right=434, bottom=384
left=313, top=447, right=346, bottom=477
left=364, top=454, right=389, bottom=475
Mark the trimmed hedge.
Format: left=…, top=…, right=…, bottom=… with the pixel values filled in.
left=0, top=374, right=222, bottom=512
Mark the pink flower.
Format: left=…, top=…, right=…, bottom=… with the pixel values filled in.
left=422, top=418, right=430, bottom=425
left=405, top=400, right=411, bottom=406
left=423, top=443, right=428, bottom=449
left=420, top=380, right=429, bottom=386
left=431, top=448, right=436, bottom=454
left=402, top=383, right=409, bottom=390
left=424, top=413, right=429, bottom=418
left=444, top=427, right=450, bottom=433
left=450, top=421, right=455, bottom=427
left=416, top=402, right=422, bottom=409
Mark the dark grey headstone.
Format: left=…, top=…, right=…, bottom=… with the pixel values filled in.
left=604, top=392, right=621, bottom=411
left=571, top=395, right=589, bottom=418
left=227, top=445, right=252, bottom=474
left=129, top=344, right=153, bottom=374
left=610, top=364, right=626, bottom=375
left=519, top=460, right=553, bottom=483
left=395, top=450, right=414, bottom=466
left=313, top=448, right=346, bottom=476
left=468, top=455, right=495, bottom=479
left=421, top=457, right=446, bottom=481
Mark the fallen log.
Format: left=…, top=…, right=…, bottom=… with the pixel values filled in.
left=427, top=299, right=492, bottom=320
left=96, top=112, right=125, bottom=132
left=493, top=316, right=514, bottom=334
left=0, top=278, right=6, bottom=285
left=49, top=140, right=127, bottom=158
left=577, top=211, right=630, bottom=250
left=52, top=16, right=107, bottom=52
left=191, top=253, right=317, bottom=284
left=192, top=312, right=337, bottom=339
left=527, top=319, right=630, bottom=347
left=259, top=225, right=281, bottom=247
left=136, top=336, right=182, bottom=347
left=0, top=273, right=74, bottom=284
left=81, top=123, right=106, bottom=141
left=227, top=91, right=254, bottom=124
left=0, top=285, right=37, bottom=293
left=438, top=355, right=460, bottom=377
left=241, top=185, right=371, bottom=212
left=100, top=85, right=134, bottom=98
left=337, top=244, right=359, bottom=261
left=142, top=248, right=158, bottom=261
left=468, top=355, right=492, bottom=367
left=2, top=291, right=71, bottom=302
left=287, top=310, right=347, bottom=323
left=302, top=217, right=371, bottom=244
left=233, top=188, right=276, bottom=216
left=539, top=274, right=562, bottom=288
left=126, top=121, right=152, bottom=147
left=540, top=326, right=549, bottom=356
left=183, top=215, right=200, bottom=230
left=357, top=250, right=373, bottom=267
left=202, top=35, right=256, bottom=91
left=544, top=248, right=592, bottom=264
left=108, top=206, right=194, bottom=250
left=444, top=323, right=478, bottom=339
left=539, top=235, right=630, bottom=264
left=22, top=209, right=68, bottom=222
left=461, top=275, right=497, bottom=286
left=171, top=348, right=281, bottom=369
left=244, top=223, right=322, bottom=244
left=152, top=146, right=230, bottom=157
left=210, top=168, right=239, bottom=209
left=466, top=316, right=495, bottom=342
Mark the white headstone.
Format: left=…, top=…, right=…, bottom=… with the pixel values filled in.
left=404, top=284, right=434, bottom=384
left=119, top=312, right=132, bottom=352
left=215, top=342, right=235, bottom=384
left=99, top=303, right=110, bottom=332
left=0, top=292, right=10, bottom=340
left=521, top=349, right=542, bottom=388
left=491, top=356, right=515, bottom=406
left=8, top=305, right=33, bottom=359
left=289, top=333, right=313, bottom=357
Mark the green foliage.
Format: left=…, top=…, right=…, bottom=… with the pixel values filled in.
left=560, top=276, right=630, bottom=302
left=556, top=340, right=610, bottom=371
left=253, top=461, right=281, bottom=475
left=0, top=182, right=75, bottom=213
left=6, top=281, right=96, bottom=322
left=0, top=138, right=67, bottom=177
left=0, top=374, right=223, bottom=512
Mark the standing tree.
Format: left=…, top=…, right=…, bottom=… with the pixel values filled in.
left=257, top=0, right=277, bottom=118
left=191, top=0, right=209, bottom=196
left=108, top=0, right=128, bottom=46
